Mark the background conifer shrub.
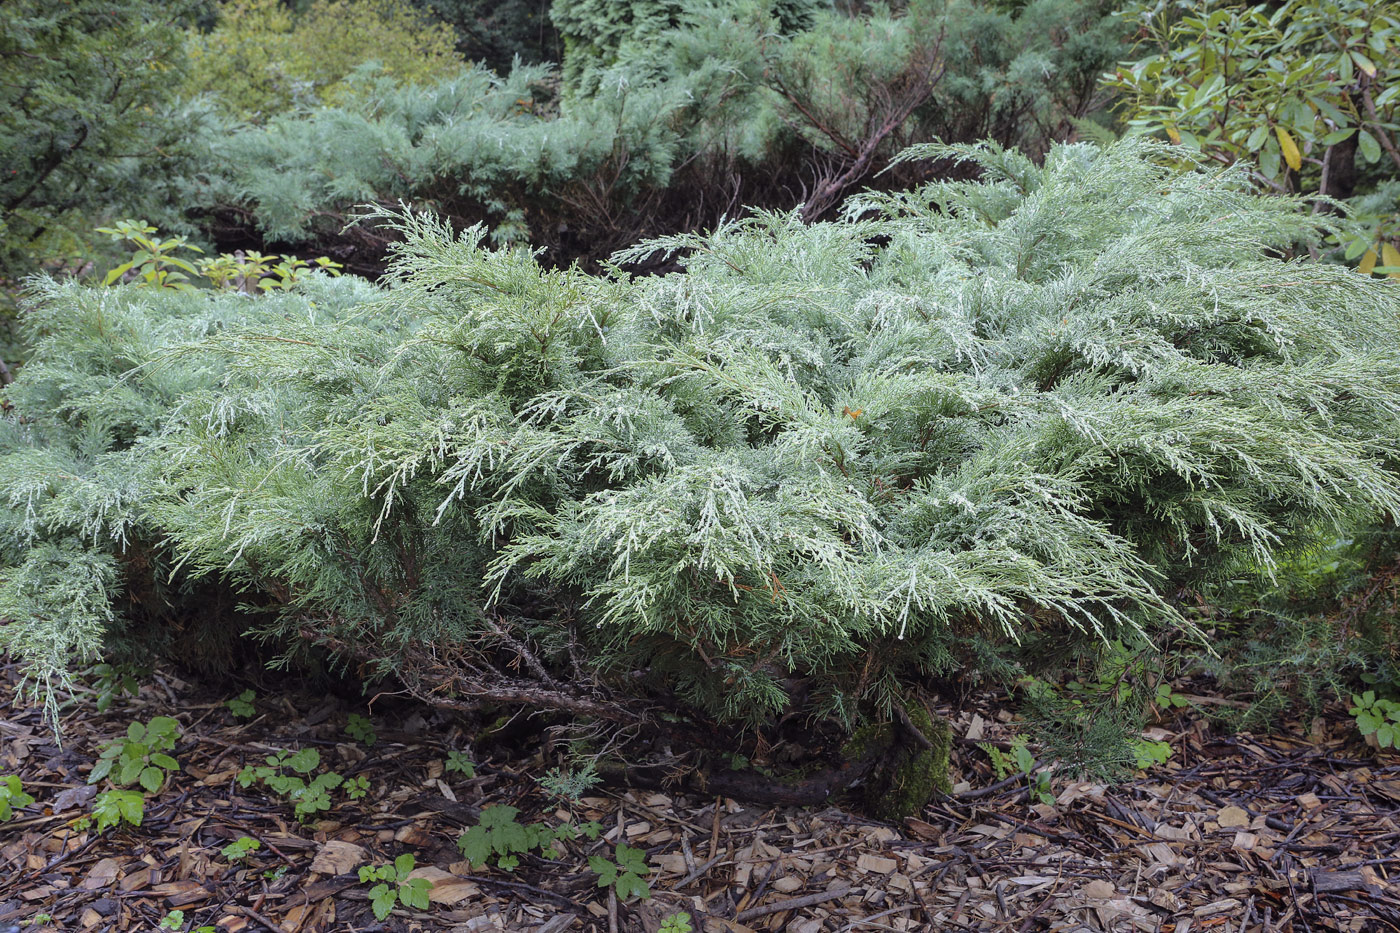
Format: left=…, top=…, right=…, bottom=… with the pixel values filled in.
left=0, top=0, right=208, bottom=295
left=409, top=0, right=560, bottom=73
left=184, top=0, right=465, bottom=119
left=177, top=0, right=1128, bottom=272
left=5, top=141, right=1400, bottom=746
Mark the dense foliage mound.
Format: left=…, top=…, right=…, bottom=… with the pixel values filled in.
left=181, top=0, right=1125, bottom=270
left=183, top=0, right=465, bottom=119
left=5, top=141, right=1400, bottom=750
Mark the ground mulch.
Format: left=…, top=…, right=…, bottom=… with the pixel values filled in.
left=1, top=661, right=1398, bottom=932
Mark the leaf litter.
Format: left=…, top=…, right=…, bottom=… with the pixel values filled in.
left=1, top=661, right=1397, bottom=932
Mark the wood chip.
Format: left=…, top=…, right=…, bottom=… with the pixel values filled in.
left=308, top=840, right=366, bottom=876
left=856, top=854, right=897, bottom=874
left=80, top=858, right=120, bottom=891
left=1083, top=879, right=1116, bottom=899
left=1216, top=806, right=1250, bottom=828
left=407, top=866, right=481, bottom=905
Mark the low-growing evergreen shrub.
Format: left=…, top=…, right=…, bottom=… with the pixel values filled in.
left=5, top=141, right=1400, bottom=767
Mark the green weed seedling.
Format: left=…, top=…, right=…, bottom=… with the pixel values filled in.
left=345, top=713, right=376, bottom=746
left=1153, top=683, right=1191, bottom=712
left=1133, top=738, right=1173, bottom=770
left=359, top=853, right=431, bottom=921
left=538, top=760, right=601, bottom=804
left=89, top=716, right=181, bottom=792
left=98, top=220, right=342, bottom=294
left=237, top=748, right=344, bottom=821
left=457, top=804, right=601, bottom=870
left=444, top=750, right=475, bottom=778
left=982, top=737, right=1054, bottom=806
left=158, top=909, right=216, bottom=933
left=226, top=690, right=257, bottom=719
left=589, top=843, right=652, bottom=900
left=660, top=912, right=694, bottom=933
left=1350, top=690, right=1400, bottom=748
left=221, top=836, right=261, bottom=862
left=343, top=774, right=371, bottom=800
left=0, top=775, right=34, bottom=821
left=89, top=662, right=142, bottom=713
left=87, top=789, right=145, bottom=832
left=96, top=219, right=203, bottom=291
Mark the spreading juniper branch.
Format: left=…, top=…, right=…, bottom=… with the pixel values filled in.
left=5, top=139, right=1400, bottom=742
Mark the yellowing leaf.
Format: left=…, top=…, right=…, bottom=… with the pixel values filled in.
left=1166, top=126, right=1181, bottom=145
left=1359, top=249, right=1378, bottom=275
left=1276, top=126, right=1302, bottom=171
left=1383, top=243, right=1400, bottom=280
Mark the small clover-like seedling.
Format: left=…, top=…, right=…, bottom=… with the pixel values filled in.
left=221, top=836, right=261, bottom=862
left=1153, top=683, right=1190, bottom=710
left=444, top=750, right=475, bottom=778
left=157, top=910, right=214, bottom=933
left=660, top=912, right=694, bottom=933
left=90, top=789, right=145, bottom=832
left=358, top=853, right=431, bottom=921
left=345, top=713, right=376, bottom=746
left=0, top=775, right=35, bottom=821
left=89, top=716, right=181, bottom=793
left=344, top=774, right=370, bottom=800
left=1133, top=738, right=1173, bottom=770
left=159, top=911, right=185, bottom=930
left=589, top=843, right=652, bottom=901
left=226, top=689, right=257, bottom=719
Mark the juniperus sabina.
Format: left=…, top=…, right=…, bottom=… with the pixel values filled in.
left=4, top=140, right=1400, bottom=750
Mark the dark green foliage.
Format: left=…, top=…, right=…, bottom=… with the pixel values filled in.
left=1190, top=524, right=1400, bottom=730
left=929, top=0, right=1128, bottom=152
left=183, top=64, right=684, bottom=265
left=410, top=0, right=560, bottom=71
left=0, top=0, right=205, bottom=278
left=6, top=142, right=1400, bottom=753
left=551, top=0, right=822, bottom=93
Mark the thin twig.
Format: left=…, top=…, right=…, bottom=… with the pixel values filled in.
left=734, top=884, right=853, bottom=923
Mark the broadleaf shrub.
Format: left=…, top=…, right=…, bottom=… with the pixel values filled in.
left=5, top=140, right=1400, bottom=748
left=1106, top=0, right=1400, bottom=267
